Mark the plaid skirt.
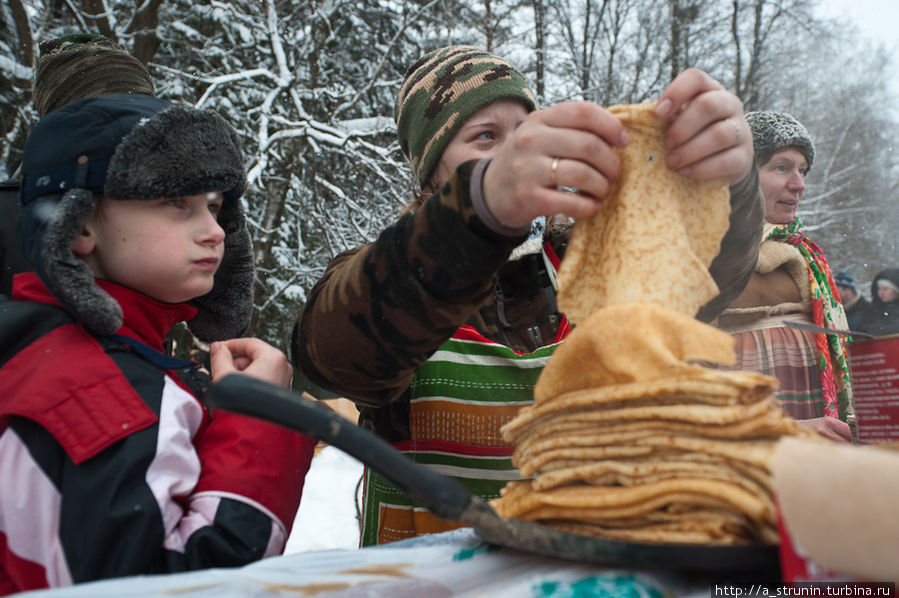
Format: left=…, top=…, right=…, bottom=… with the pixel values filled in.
left=718, top=314, right=823, bottom=420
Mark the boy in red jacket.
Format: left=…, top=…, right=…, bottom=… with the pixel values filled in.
left=0, top=94, right=315, bottom=593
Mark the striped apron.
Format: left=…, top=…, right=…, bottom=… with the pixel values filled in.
left=360, top=243, right=570, bottom=546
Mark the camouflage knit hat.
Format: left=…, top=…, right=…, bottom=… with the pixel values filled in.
left=395, top=45, right=537, bottom=185
left=34, top=32, right=155, bottom=116
left=746, top=111, right=815, bottom=171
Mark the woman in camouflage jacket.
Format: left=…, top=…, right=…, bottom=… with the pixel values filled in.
left=293, top=46, right=762, bottom=546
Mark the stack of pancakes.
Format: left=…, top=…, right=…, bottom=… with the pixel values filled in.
left=490, top=104, right=817, bottom=545
left=494, top=305, right=817, bottom=544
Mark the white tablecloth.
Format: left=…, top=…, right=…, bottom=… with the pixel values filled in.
left=21, top=528, right=714, bottom=597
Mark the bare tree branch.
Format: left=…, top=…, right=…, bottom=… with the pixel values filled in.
left=8, top=0, right=33, bottom=72
left=331, top=0, right=442, bottom=119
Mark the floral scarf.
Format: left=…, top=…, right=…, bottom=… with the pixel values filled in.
left=767, top=218, right=853, bottom=420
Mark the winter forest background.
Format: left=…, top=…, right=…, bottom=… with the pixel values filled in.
left=1, top=0, right=897, bottom=355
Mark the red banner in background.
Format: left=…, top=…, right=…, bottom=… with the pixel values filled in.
left=847, top=336, right=899, bottom=444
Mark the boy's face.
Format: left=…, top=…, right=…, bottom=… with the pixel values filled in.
left=837, top=284, right=857, bottom=303
left=76, top=192, right=226, bottom=303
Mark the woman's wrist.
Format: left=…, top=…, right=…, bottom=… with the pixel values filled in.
left=470, top=158, right=531, bottom=238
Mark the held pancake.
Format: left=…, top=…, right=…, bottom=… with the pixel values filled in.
left=555, top=102, right=730, bottom=325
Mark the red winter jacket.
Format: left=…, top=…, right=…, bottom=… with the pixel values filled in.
left=0, top=274, right=315, bottom=594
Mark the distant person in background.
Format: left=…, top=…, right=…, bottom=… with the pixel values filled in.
left=1, top=32, right=155, bottom=296
left=857, top=268, right=899, bottom=337
left=716, top=111, right=852, bottom=442
left=834, top=270, right=869, bottom=331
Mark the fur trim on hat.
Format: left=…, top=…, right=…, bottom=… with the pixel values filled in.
left=878, top=278, right=899, bottom=294
left=19, top=190, right=123, bottom=335
left=105, top=107, right=246, bottom=202
left=745, top=111, right=815, bottom=171
left=187, top=201, right=255, bottom=340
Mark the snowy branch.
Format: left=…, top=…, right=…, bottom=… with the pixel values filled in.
left=332, top=0, right=443, bottom=119
left=195, top=69, right=279, bottom=108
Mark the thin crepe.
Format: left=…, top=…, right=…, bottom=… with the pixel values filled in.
left=555, top=102, right=730, bottom=325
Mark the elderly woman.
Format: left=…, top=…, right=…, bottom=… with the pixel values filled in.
left=717, top=112, right=853, bottom=442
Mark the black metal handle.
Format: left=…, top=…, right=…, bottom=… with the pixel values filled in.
left=207, top=374, right=473, bottom=521
left=782, top=319, right=876, bottom=339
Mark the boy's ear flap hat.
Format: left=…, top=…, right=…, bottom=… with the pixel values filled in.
left=395, top=45, right=537, bottom=186
left=18, top=93, right=252, bottom=342
left=34, top=32, right=155, bottom=117
left=745, top=111, right=815, bottom=172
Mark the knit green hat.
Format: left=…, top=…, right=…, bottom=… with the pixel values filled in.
left=395, top=45, right=537, bottom=185
left=34, top=32, right=155, bottom=116
left=745, top=111, right=815, bottom=171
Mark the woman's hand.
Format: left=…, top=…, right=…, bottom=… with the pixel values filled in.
left=481, top=100, right=629, bottom=230
left=210, top=337, right=294, bottom=389
left=656, top=67, right=753, bottom=186
left=796, top=416, right=853, bottom=443
left=480, top=68, right=752, bottom=231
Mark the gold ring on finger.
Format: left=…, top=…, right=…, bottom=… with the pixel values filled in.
left=727, top=117, right=741, bottom=143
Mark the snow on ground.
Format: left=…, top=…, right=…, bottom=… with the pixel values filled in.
left=285, top=446, right=364, bottom=553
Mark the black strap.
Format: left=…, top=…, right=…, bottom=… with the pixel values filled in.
left=104, top=334, right=210, bottom=402
left=1, top=299, right=210, bottom=398
left=107, top=334, right=196, bottom=370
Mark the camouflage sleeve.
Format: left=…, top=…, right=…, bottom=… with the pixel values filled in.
left=696, top=166, right=763, bottom=322
left=293, top=160, right=524, bottom=408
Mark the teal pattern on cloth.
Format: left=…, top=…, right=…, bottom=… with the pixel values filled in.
left=534, top=574, right=666, bottom=598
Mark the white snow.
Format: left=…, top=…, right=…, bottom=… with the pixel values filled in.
left=285, top=446, right=364, bottom=553
left=815, top=0, right=899, bottom=99
left=336, top=116, right=395, bottom=136
left=0, top=55, right=32, bottom=81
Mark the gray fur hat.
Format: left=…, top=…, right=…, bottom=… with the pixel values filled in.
left=18, top=94, right=253, bottom=341
left=745, top=111, right=815, bottom=170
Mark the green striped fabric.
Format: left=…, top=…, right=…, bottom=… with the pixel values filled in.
left=360, top=325, right=564, bottom=546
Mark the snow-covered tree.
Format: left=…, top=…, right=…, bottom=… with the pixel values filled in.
left=2, top=0, right=897, bottom=347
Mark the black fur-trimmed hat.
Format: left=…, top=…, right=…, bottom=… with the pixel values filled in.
left=18, top=94, right=253, bottom=341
